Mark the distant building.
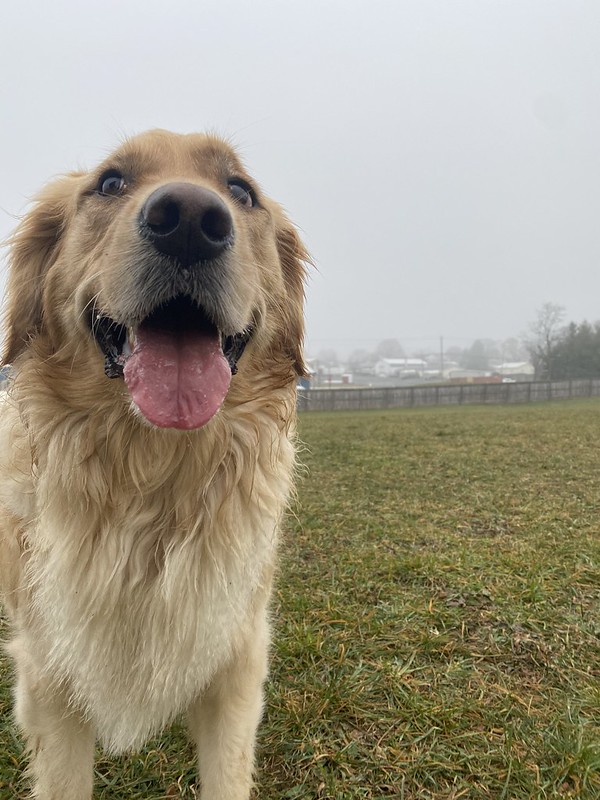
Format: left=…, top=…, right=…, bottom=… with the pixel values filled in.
left=374, top=357, right=427, bottom=378
left=494, top=362, right=535, bottom=380
left=448, top=368, right=494, bottom=381
left=0, top=366, right=12, bottom=388
left=424, top=358, right=459, bottom=380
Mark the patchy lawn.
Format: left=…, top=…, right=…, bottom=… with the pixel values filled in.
left=1, top=401, right=599, bottom=799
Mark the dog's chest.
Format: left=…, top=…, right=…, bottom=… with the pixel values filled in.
left=30, top=497, right=279, bottom=752
left=11, top=407, right=295, bottom=751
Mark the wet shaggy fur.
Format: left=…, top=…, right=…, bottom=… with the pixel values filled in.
left=0, top=130, right=307, bottom=799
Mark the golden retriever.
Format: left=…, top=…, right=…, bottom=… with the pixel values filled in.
left=0, top=129, right=307, bottom=799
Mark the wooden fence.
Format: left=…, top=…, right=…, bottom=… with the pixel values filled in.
left=297, top=379, right=600, bottom=413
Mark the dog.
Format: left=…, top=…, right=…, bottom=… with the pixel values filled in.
left=0, top=129, right=307, bottom=799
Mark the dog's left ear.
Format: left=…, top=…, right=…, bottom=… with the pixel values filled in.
left=2, top=174, right=81, bottom=366
left=276, top=220, right=310, bottom=378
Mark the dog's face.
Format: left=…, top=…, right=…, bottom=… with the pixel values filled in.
left=3, top=130, right=307, bottom=429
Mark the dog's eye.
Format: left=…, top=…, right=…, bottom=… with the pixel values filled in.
left=97, top=171, right=127, bottom=197
left=228, top=180, right=255, bottom=208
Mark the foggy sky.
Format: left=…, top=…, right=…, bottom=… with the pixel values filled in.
left=1, top=0, right=599, bottom=358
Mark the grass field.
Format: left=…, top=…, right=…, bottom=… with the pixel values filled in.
left=1, top=400, right=599, bottom=798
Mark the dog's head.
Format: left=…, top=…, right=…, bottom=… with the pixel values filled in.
left=3, top=130, right=308, bottom=430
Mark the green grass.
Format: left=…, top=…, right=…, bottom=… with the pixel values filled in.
left=1, top=400, right=600, bottom=798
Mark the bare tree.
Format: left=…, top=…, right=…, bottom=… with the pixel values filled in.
left=375, top=338, right=405, bottom=359
left=525, top=302, right=566, bottom=379
left=501, top=337, right=527, bottom=362
left=347, top=348, right=375, bottom=372
left=460, top=339, right=489, bottom=371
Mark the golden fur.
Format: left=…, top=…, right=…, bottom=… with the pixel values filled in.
left=0, top=130, right=307, bottom=799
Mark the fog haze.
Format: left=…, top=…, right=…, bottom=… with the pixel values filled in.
left=1, top=0, right=598, bottom=358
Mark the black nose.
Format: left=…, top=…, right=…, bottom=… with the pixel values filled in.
left=140, top=182, right=234, bottom=266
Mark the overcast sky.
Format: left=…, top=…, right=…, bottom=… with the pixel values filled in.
left=1, top=0, right=599, bottom=358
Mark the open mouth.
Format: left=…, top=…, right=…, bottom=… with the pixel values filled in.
left=91, top=296, right=252, bottom=430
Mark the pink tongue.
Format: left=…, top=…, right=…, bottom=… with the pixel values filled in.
left=123, top=328, right=232, bottom=430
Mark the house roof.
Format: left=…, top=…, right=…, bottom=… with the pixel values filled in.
left=377, top=358, right=427, bottom=367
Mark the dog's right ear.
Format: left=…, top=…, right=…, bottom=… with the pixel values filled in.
left=2, top=174, right=82, bottom=366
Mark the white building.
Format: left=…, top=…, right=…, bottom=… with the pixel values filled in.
left=374, top=357, right=427, bottom=378
left=495, top=362, right=535, bottom=379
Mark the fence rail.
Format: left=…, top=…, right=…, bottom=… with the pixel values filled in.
left=298, top=379, right=600, bottom=413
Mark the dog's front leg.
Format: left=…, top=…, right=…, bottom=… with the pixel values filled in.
left=188, top=615, right=269, bottom=800
left=10, top=637, right=95, bottom=800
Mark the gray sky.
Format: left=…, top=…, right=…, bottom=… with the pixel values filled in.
left=1, top=0, right=599, bottom=358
